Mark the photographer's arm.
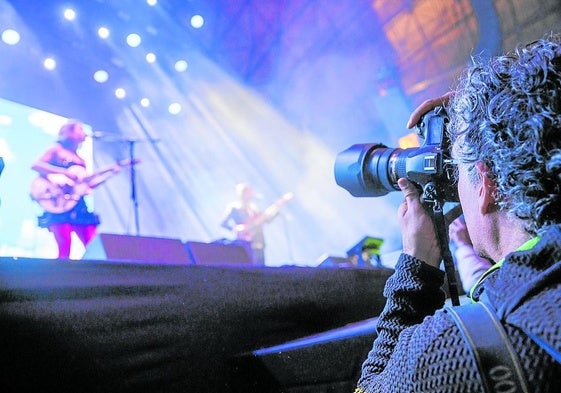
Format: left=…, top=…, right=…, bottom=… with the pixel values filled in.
left=355, top=94, right=462, bottom=392
left=356, top=179, right=447, bottom=391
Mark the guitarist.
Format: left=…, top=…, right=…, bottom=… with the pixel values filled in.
left=31, top=120, right=108, bottom=259
left=221, top=183, right=291, bottom=265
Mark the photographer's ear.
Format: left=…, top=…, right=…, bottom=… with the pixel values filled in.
left=475, top=162, right=497, bottom=214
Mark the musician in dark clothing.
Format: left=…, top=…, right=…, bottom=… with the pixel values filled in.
left=31, top=120, right=103, bottom=259
left=221, top=183, right=267, bottom=265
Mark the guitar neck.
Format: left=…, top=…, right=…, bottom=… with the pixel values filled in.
left=245, top=193, right=293, bottom=229
left=246, top=211, right=269, bottom=230
left=83, top=159, right=135, bottom=184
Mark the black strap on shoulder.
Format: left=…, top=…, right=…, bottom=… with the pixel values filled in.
left=444, top=301, right=530, bottom=393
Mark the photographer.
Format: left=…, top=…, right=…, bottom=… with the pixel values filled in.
left=355, top=35, right=561, bottom=392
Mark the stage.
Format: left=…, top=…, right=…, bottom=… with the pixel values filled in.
left=0, top=256, right=393, bottom=392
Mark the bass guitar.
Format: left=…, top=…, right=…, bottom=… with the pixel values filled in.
left=233, top=192, right=294, bottom=241
left=30, top=159, right=140, bottom=214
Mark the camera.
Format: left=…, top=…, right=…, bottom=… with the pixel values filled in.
left=334, top=106, right=458, bottom=203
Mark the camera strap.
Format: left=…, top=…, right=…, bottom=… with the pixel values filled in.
left=429, top=198, right=460, bottom=305
left=444, top=297, right=530, bottom=393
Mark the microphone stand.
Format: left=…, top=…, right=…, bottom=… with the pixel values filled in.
left=124, top=136, right=159, bottom=236
left=127, top=139, right=140, bottom=236
left=280, top=211, right=295, bottom=263
left=91, top=132, right=159, bottom=236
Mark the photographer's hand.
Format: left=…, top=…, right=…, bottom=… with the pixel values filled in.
left=406, top=91, right=454, bottom=129
left=449, top=216, right=472, bottom=248
left=397, top=178, right=441, bottom=268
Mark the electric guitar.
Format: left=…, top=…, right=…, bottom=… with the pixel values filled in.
left=30, top=159, right=140, bottom=214
left=233, top=192, right=294, bottom=241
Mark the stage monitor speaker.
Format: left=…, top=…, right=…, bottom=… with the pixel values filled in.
left=317, top=256, right=354, bottom=268
left=185, top=241, right=252, bottom=266
left=347, top=235, right=384, bottom=267
left=83, top=233, right=193, bottom=264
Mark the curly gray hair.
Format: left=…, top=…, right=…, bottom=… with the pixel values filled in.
left=448, top=33, right=561, bottom=235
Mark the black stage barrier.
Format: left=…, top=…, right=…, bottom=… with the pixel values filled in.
left=0, top=257, right=393, bottom=393
left=230, top=317, right=378, bottom=392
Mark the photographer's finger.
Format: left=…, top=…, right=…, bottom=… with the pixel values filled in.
left=406, top=100, right=434, bottom=129
left=406, top=92, right=454, bottom=129
left=398, top=178, right=419, bottom=202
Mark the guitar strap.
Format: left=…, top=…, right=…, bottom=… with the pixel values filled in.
left=444, top=298, right=530, bottom=393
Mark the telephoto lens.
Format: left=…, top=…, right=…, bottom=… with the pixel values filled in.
left=334, top=143, right=413, bottom=197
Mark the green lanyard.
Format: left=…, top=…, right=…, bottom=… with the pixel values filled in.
left=469, top=236, right=541, bottom=300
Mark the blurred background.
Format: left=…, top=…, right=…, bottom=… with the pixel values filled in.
left=1, top=0, right=560, bottom=265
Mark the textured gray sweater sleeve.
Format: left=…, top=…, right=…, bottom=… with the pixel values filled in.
left=356, top=253, right=446, bottom=392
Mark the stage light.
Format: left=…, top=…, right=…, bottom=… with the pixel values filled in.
left=63, top=8, right=76, bottom=21
left=147, top=0, right=158, bottom=5
left=0, top=114, right=12, bottom=126
left=146, top=52, right=156, bottom=63
left=126, top=33, right=142, bottom=47
left=140, top=98, right=150, bottom=107
left=93, top=70, right=109, bottom=83
left=98, top=27, right=110, bottom=39
left=43, top=57, right=56, bottom=70
left=190, top=15, right=204, bottom=29
left=175, top=60, right=188, bottom=72
left=168, top=102, right=181, bottom=114
left=115, top=88, right=126, bottom=99
left=1, top=29, right=20, bottom=45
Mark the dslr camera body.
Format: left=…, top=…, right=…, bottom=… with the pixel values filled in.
left=334, top=106, right=458, bottom=205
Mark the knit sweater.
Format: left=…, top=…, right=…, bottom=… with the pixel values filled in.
left=356, top=225, right=561, bottom=392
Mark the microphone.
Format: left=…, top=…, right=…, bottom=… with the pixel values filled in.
left=88, top=131, right=112, bottom=138
left=88, top=131, right=161, bottom=143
